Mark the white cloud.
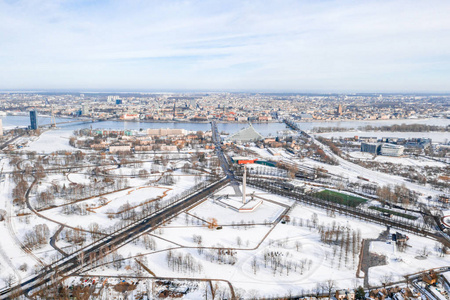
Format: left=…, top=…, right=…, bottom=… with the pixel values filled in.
left=0, top=0, right=449, bottom=92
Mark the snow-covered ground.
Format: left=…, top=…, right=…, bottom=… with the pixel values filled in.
left=0, top=172, right=46, bottom=287
left=348, top=151, right=447, bottom=167
left=248, top=144, right=441, bottom=198
left=83, top=186, right=391, bottom=298
left=368, top=234, right=450, bottom=286
left=0, top=124, right=448, bottom=297
left=301, top=137, right=443, bottom=198
left=190, top=187, right=287, bottom=225
left=315, top=131, right=450, bottom=143
left=2, top=165, right=448, bottom=298
left=0, top=148, right=214, bottom=289
left=21, top=129, right=75, bottom=153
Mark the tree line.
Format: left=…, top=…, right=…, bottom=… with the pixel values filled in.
left=359, top=123, right=449, bottom=132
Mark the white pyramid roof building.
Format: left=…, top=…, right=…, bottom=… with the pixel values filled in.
left=226, top=123, right=264, bottom=142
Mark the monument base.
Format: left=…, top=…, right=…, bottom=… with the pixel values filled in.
left=216, top=195, right=263, bottom=213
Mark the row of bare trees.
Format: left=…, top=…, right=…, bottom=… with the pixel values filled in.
left=23, top=224, right=50, bottom=249
left=255, top=250, right=313, bottom=277
left=166, top=250, right=203, bottom=275
left=288, top=213, right=363, bottom=270
left=376, top=184, right=419, bottom=207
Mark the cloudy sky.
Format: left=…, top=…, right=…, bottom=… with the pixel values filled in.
left=0, top=0, right=449, bottom=92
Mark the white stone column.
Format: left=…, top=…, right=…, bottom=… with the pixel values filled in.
left=242, top=165, right=246, bottom=204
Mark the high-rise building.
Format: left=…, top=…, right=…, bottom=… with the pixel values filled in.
left=30, top=110, right=38, bottom=130
left=337, top=104, right=343, bottom=115
left=108, top=95, right=120, bottom=103
left=82, top=104, right=90, bottom=116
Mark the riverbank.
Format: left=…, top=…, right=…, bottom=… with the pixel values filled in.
left=2, top=115, right=449, bottom=139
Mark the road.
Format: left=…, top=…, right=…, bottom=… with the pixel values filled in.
left=0, top=177, right=229, bottom=299
left=245, top=177, right=450, bottom=246
left=71, top=274, right=236, bottom=300
left=211, top=121, right=242, bottom=197
left=0, top=133, right=25, bottom=150
left=49, top=225, right=68, bottom=257
left=0, top=157, right=189, bottom=175
left=211, top=121, right=232, bottom=177
left=284, top=118, right=441, bottom=197
left=1, top=119, right=442, bottom=299
left=310, top=129, right=441, bottom=198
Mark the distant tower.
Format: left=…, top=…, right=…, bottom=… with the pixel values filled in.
left=190, top=99, right=196, bottom=109
left=108, top=95, right=120, bottom=103
left=82, top=104, right=90, bottom=116
left=50, top=104, right=56, bottom=127
left=46, top=98, right=56, bottom=127
left=337, top=104, right=343, bottom=115
left=30, top=110, right=38, bottom=130
left=242, top=165, right=247, bottom=204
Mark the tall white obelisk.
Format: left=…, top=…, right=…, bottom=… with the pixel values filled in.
left=242, top=165, right=246, bottom=204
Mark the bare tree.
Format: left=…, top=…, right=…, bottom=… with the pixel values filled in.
left=251, top=256, right=259, bottom=275
left=380, top=273, right=392, bottom=289
left=325, top=279, right=336, bottom=299
left=314, top=282, right=324, bottom=298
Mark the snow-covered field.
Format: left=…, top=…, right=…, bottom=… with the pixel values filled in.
left=190, top=189, right=287, bottom=225
left=21, top=128, right=75, bottom=152
left=0, top=124, right=448, bottom=298
left=348, top=151, right=447, bottom=167
left=315, top=131, right=450, bottom=143
left=0, top=133, right=216, bottom=290
left=84, top=195, right=389, bottom=297
left=0, top=173, right=48, bottom=287
left=368, top=234, right=450, bottom=286
left=1, top=163, right=448, bottom=298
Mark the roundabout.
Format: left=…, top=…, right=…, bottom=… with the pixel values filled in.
left=441, top=215, right=450, bottom=229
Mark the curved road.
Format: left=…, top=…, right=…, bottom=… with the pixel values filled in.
left=0, top=177, right=229, bottom=299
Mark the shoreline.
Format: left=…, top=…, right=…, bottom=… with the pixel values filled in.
left=81, top=116, right=449, bottom=124
left=2, top=113, right=447, bottom=124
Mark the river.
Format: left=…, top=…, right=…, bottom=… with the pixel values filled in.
left=0, top=115, right=448, bottom=137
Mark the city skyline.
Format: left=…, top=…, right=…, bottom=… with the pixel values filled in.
left=0, top=2, right=449, bottom=297
left=1, top=0, right=450, bottom=92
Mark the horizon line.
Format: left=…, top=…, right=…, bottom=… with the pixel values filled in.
left=1, top=89, right=450, bottom=96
